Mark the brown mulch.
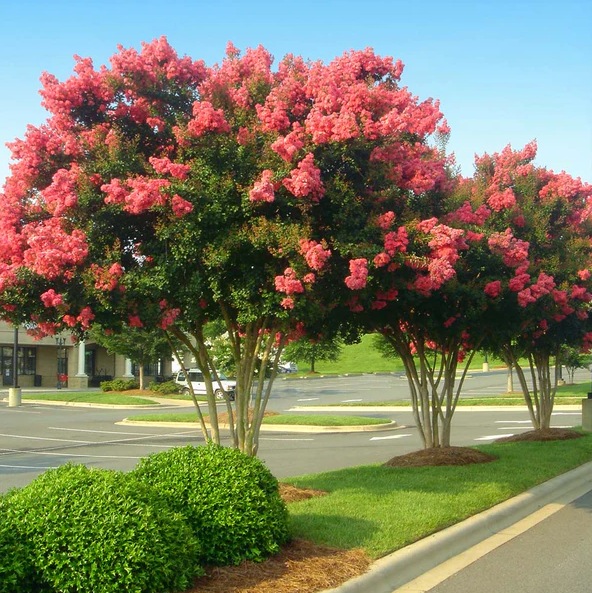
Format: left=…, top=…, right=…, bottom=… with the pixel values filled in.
left=495, top=427, right=584, bottom=443
left=384, top=446, right=498, bottom=467
left=189, top=539, right=371, bottom=593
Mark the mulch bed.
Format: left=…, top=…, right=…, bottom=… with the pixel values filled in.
left=189, top=540, right=370, bottom=593
left=495, top=427, right=584, bottom=443
left=384, top=446, right=497, bottom=467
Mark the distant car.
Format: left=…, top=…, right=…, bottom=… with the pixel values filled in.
left=174, top=369, right=236, bottom=400
left=278, top=361, right=298, bottom=374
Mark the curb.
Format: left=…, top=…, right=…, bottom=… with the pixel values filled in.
left=322, top=460, right=592, bottom=593
left=118, top=419, right=399, bottom=433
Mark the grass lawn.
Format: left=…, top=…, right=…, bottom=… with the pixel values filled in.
left=126, top=412, right=389, bottom=426
left=294, top=334, right=511, bottom=375
left=284, top=433, right=592, bottom=558
left=21, top=392, right=157, bottom=405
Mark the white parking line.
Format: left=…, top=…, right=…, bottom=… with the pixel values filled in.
left=0, top=448, right=141, bottom=460
left=475, top=434, right=515, bottom=441
left=342, top=399, right=363, bottom=403
left=297, top=397, right=319, bottom=402
left=370, top=434, right=412, bottom=441
left=495, top=420, right=531, bottom=424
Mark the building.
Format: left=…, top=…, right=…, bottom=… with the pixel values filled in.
left=0, top=322, right=173, bottom=389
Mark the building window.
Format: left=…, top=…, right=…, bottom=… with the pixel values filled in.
left=1, top=346, right=36, bottom=385
left=19, top=347, right=37, bottom=375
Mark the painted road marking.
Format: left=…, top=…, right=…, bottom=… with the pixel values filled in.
left=370, top=433, right=412, bottom=441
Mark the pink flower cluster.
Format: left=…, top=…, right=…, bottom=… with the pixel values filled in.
left=345, top=258, right=368, bottom=290
left=271, top=123, right=305, bottom=162
left=41, top=166, right=80, bottom=216
left=187, top=101, right=231, bottom=137
left=275, top=268, right=305, bottom=295
left=249, top=170, right=276, bottom=203
left=487, top=188, right=516, bottom=212
left=487, top=229, right=529, bottom=268
left=384, top=226, right=409, bottom=256
left=41, top=289, right=63, bottom=308
left=149, top=156, right=190, bottom=180
left=91, top=262, right=124, bottom=292
left=159, top=299, right=181, bottom=329
left=282, top=153, right=325, bottom=202
left=22, top=220, right=88, bottom=280
left=299, top=239, right=331, bottom=271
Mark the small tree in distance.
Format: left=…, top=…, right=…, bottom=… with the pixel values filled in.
left=283, top=336, right=343, bottom=373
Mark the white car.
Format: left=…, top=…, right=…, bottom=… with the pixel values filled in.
left=174, top=369, right=236, bottom=400
left=278, top=361, right=298, bottom=373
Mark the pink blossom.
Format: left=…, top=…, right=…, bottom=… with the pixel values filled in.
left=371, top=300, right=387, bottom=310
left=271, top=123, right=305, bottom=161
left=41, top=167, right=80, bottom=216
left=41, top=289, right=63, bottom=307
left=171, top=194, right=194, bottom=217
left=578, top=269, right=591, bottom=281
left=159, top=307, right=180, bottom=329
left=249, top=170, right=276, bottom=203
left=384, top=227, right=408, bottom=255
left=484, top=281, right=502, bottom=298
left=571, top=285, right=590, bottom=300
left=517, top=288, right=537, bottom=307
left=281, top=297, right=295, bottom=309
left=488, top=229, right=529, bottom=267
left=149, top=156, right=191, bottom=180
left=345, top=258, right=368, bottom=290
left=275, top=268, right=304, bottom=295
left=282, top=153, right=325, bottom=202
left=128, top=314, right=143, bottom=328
left=373, top=252, right=391, bottom=267
left=187, top=101, right=231, bottom=137
left=487, top=187, right=516, bottom=212
left=509, top=273, right=530, bottom=292
left=303, top=273, right=316, bottom=284
left=77, top=306, right=95, bottom=330
left=376, top=211, right=396, bottom=230
left=299, top=239, right=331, bottom=270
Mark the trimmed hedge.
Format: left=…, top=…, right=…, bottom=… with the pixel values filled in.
left=147, top=379, right=181, bottom=395
left=100, top=378, right=139, bottom=392
left=0, top=464, right=202, bottom=593
left=132, top=444, right=290, bottom=565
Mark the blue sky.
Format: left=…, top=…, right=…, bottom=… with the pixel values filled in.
left=1, top=0, right=590, bottom=186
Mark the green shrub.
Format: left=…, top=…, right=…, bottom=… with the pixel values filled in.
left=100, top=378, right=138, bottom=392
left=132, top=444, right=290, bottom=566
left=0, top=490, right=43, bottom=593
left=148, top=380, right=181, bottom=395
left=3, top=464, right=202, bottom=593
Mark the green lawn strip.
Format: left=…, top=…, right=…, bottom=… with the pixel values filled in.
left=125, top=412, right=388, bottom=425
left=263, top=414, right=387, bottom=426
left=284, top=434, right=592, bottom=558
left=21, top=392, right=156, bottom=405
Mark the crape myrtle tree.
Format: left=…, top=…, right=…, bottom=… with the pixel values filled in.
left=0, top=37, right=450, bottom=456
left=336, top=176, right=509, bottom=449
left=467, top=142, right=592, bottom=429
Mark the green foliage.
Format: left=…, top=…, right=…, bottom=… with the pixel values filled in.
left=100, top=378, right=139, bottom=392
left=283, top=336, right=343, bottom=373
left=0, top=491, right=41, bottom=593
left=132, top=444, right=290, bottom=565
left=147, top=379, right=181, bottom=394
left=0, top=464, right=202, bottom=593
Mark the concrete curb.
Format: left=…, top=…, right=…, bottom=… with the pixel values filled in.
left=118, top=419, right=399, bottom=433
left=321, top=460, right=592, bottom=593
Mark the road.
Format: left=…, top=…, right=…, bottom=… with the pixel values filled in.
left=0, top=369, right=585, bottom=492
left=416, top=489, right=592, bottom=593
